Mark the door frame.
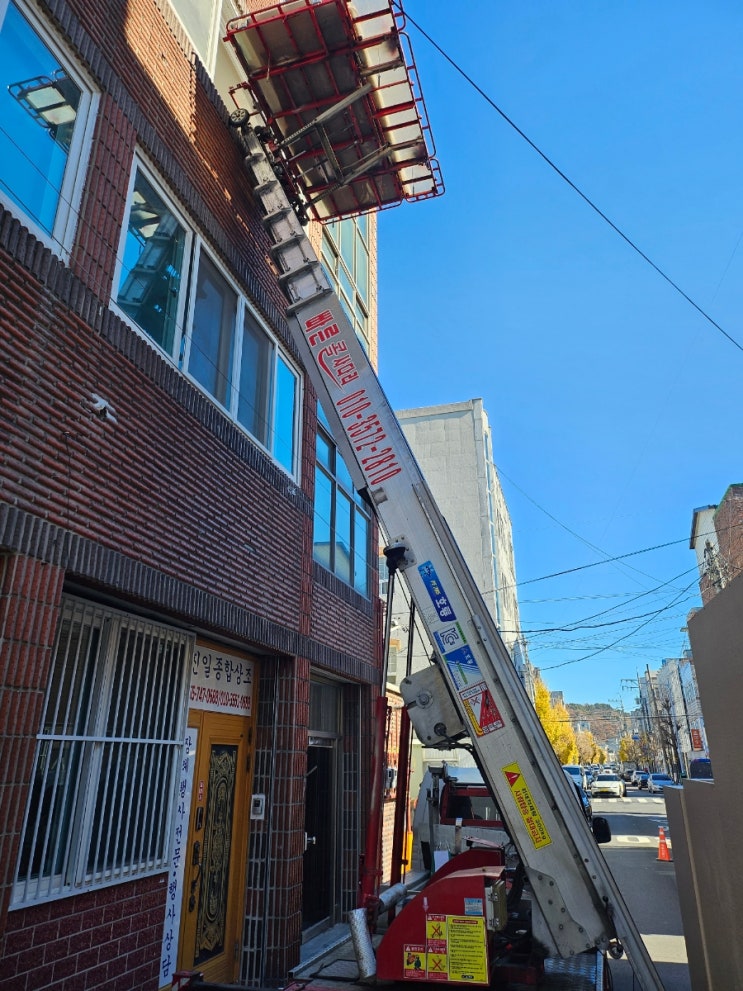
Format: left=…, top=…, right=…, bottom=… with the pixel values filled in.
left=303, top=677, right=344, bottom=937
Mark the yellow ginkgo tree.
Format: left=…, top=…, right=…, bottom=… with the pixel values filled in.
left=534, top=676, right=578, bottom=764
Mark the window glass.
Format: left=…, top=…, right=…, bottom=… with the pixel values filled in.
left=356, top=240, right=369, bottom=301
left=338, top=264, right=354, bottom=310
left=117, top=170, right=187, bottom=355
left=353, top=512, right=368, bottom=594
left=339, top=220, right=355, bottom=274
left=313, top=423, right=371, bottom=596
left=335, top=491, right=352, bottom=584
left=316, top=430, right=332, bottom=471
left=238, top=310, right=271, bottom=445
left=169, top=0, right=214, bottom=65
left=188, top=252, right=237, bottom=407
left=0, top=1, right=88, bottom=243
left=320, top=219, right=371, bottom=347
left=313, top=466, right=332, bottom=570
left=116, top=165, right=300, bottom=478
left=336, top=447, right=354, bottom=494
left=354, top=299, right=368, bottom=339
left=273, top=355, right=298, bottom=473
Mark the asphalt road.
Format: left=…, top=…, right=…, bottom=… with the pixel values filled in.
left=590, top=787, right=691, bottom=991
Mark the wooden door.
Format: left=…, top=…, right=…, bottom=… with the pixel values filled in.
left=178, top=709, right=252, bottom=983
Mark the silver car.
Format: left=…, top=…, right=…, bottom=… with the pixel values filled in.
left=647, top=773, right=674, bottom=794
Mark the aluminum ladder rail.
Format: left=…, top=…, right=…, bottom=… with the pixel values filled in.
left=230, top=116, right=664, bottom=991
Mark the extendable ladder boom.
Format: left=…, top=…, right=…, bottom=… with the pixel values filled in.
left=231, top=117, right=664, bottom=991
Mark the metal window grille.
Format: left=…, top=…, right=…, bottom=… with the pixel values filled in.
left=13, top=596, right=192, bottom=906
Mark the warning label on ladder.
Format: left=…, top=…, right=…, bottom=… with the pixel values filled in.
left=502, top=762, right=552, bottom=849
left=460, top=681, right=505, bottom=736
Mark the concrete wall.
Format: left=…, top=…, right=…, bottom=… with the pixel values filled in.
left=664, top=568, right=743, bottom=988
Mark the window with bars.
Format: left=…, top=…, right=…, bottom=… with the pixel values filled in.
left=13, top=597, right=192, bottom=906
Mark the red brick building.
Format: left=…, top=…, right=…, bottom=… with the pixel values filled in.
left=0, top=1, right=383, bottom=988
left=690, top=484, right=743, bottom=605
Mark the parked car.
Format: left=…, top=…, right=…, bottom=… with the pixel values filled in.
left=562, top=764, right=590, bottom=791
left=635, top=771, right=650, bottom=789
left=647, top=773, right=675, bottom=794
left=590, top=772, right=625, bottom=798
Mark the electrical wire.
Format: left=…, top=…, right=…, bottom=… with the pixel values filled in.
left=497, top=518, right=743, bottom=592
left=520, top=566, right=698, bottom=638
left=540, top=576, right=699, bottom=671
left=397, top=3, right=743, bottom=354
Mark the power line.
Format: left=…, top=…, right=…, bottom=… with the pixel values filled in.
left=539, top=576, right=698, bottom=671
left=522, top=566, right=698, bottom=638
left=399, top=4, right=743, bottom=354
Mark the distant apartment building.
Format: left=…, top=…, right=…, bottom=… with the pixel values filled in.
left=395, top=400, right=525, bottom=662
left=656, top=654, right=707, bottom=775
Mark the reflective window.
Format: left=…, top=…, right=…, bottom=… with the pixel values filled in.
left=0, top=0, right=95, bottom=250
left=274, top=355, right=298, bottom=473
left=169, top=0, right=243, bottom=108
left=313, top=410, right=372, bottom=596
left=238, top=310, right=272, bottom=447
left=188, top=252, right=237, bottom=407
left=117, top=170, right=188, bottom=354
left=116, top=162, right=301, bottom=478
left=322, top=217, right=370, bottom=346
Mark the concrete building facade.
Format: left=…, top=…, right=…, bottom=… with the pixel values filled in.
left=387, top=400, right=533, bottom=783
left=394, top=400, right=531, bottom=685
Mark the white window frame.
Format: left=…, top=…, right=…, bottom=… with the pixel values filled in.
left=12, top=596, right=192, bottom=907
left=113, top=160, right=303, bottom=479
left=0, top=0, right=98, bottom=257
left=183, top=239, right=302, bottom=476
left=112, top=154, right=194, bottom=366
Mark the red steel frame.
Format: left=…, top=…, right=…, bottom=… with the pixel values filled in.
left=225, top=0, right=443, bottom=221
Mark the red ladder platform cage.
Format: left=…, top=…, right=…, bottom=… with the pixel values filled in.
left=224, top=0, right=444, bottom=222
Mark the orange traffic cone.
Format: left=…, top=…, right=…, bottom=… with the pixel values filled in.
left=657, top=826, right=672, bottom=862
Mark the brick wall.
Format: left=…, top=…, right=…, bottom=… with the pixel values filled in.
left=1, top=875, right=166, bottom=991
left=714, top=484, right=743, bottom=586
left=0, top=555, right=65, bottom=929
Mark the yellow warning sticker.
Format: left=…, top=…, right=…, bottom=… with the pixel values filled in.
left=447, top=916, right=488, bottom=984
left=403, top=944, right=427, bottom=980
left=502, top=762, right=552, bottom=849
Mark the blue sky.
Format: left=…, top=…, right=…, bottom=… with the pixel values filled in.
left=376, top=2, right=743, bottom=706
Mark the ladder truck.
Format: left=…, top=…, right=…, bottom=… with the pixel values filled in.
left=223, top=3, right=665, bottom=988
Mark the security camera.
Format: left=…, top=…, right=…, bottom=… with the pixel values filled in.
left=85, top=393, right=117, bottom=424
